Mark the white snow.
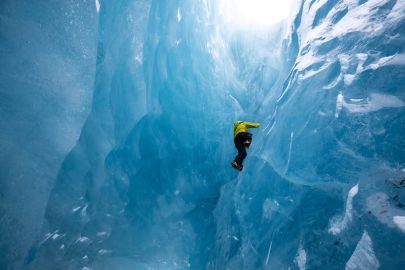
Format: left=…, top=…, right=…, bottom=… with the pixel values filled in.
left=343, top=93, right=404, bottom=113
left=328, top=184, right=358, bottom=235
left=284, top=132, right=294, bottom=174
left=331, top=0, right=393, bottom=38
left=356, top=53, right=368, bottom=61
left=51, top=233, right=60, bottom=240
left=39, top=230, right=60, bottom=245
left=95, top=0, right=100, bottom=13
left=135, top=52, right=143, bottom=64
left=98, top=249, right=112, bottom=255
left=77, top=236, right=90, bottom=243
left=346, top=231, right=380, bottom=270
left=294, top=245, right=307, bottom=270
left=96, top=231, right=108, bottom=237
left=339, top=54, right=351, bottom=72
left=370, top=53, right=405, bottom=70
left=335, top=92, right=344, bottom=118
left=343, top=74, right=356, bottom=86
left=294, top=0, right=405, bottom=93
left=81, top=204, right=88, bottom=217
left=177, top=8, right=182, bottom=22
left=386, top=0, right=405, bottom=26
left=393, top=216, right=405, bottom=232
left=337, top=92, right=404, bottom=116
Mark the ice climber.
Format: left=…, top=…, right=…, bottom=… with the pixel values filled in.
left=232, top=121, right=260, bottom=171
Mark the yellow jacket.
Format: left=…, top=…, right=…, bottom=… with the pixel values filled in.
left=234, top=121, right=260, bottom=138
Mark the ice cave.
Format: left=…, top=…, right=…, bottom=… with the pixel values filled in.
left=1, top=0, right=405, bottom=269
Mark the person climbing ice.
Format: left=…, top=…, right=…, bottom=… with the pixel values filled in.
left=232, top=121, right=260, bottom=171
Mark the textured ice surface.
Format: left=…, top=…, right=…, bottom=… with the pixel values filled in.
left=0, top=0, right=98, bottom=268
left=328, top=184, right=359, bottom=235
left=345, top=231, right=379, bottom=270
left=1, top=0, right=405, bottom=269
left=393, top=216, right=405, bottom=232
left=294, top=245, right=307, bottom=270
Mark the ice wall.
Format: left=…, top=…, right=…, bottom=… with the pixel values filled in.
left=211, top=0, right=405, bottom=269
left=0, top=0, right=97, bottom=268
left=1, top=0, right=405, bottom=269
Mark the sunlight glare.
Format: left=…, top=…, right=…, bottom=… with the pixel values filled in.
left=220, top=0, right=293, bottom=28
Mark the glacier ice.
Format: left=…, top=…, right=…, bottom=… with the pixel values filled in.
left=328, top=184, right=359, bottom=235
left=393, top=216, right=405, bottom=232
left=345, top=231, right=379, bottom=270
left=0, top=0, right=98, bottom=268
left=1, top=0, right=405, bottom=269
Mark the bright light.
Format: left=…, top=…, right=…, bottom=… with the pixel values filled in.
left=219, top=0, right=293, bottom=28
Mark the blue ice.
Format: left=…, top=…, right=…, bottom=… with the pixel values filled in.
left=1, top=0, right=405, bottom=269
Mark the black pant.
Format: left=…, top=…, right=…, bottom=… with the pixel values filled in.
left=234, top=132, right=252, bottom=165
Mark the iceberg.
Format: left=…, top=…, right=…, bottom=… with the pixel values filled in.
left=1, top=0, right=405, bottom=269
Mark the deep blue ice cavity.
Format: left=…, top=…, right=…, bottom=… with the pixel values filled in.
left=1, top=0, right=405, bottom=269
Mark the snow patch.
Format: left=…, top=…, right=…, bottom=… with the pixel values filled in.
left=51, top=233, right=60, bottom=240
left=81, top=204, right=88, bottom=216
left=369, top=54, right=403, bottom=69
left=39, top=230, right=60, bottom=246
left=135, top=52, right=143, bottom=64
left=393, top=216, right=405, bottom=232
left=329, top=184, right=358, bottom=235
left=98, top=249, right=112, bottom=255
left=346, top=93, right=404, bottom=113
left=343, top=74, right=356, bottom=86
left=346, top=231, right=380, bottom=270
left=337, top=92, right=403, bottom=116
left=96, top=231, right=108, bottom=237
left=77, top=236, right=90, bottom=243
left=262, top=198, right=280, bottom=219
left=95, top=0, right=100, bottom=13
left=335, top=92, right=344, bottom=118
left=294, top=245, right=307, bottom=270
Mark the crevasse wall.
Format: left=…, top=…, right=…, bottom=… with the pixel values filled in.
left=213, top=0, right=405, bottom=269
left=0, top=0, right=98, bottom=268
left=1, top=0, right=405, bottom=269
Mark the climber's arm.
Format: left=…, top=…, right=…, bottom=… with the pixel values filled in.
left=244, top=122, right=260, bottom=128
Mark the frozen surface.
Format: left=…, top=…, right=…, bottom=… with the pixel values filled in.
left=328, top=184, right=359, bottom=235
left=1, top=0, right=405, bottom=269
left=393, top=216, right=405, bottom=232
left=0, top=0, right=97, bottom=268
left=345, top=231, right=379, bottom=270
